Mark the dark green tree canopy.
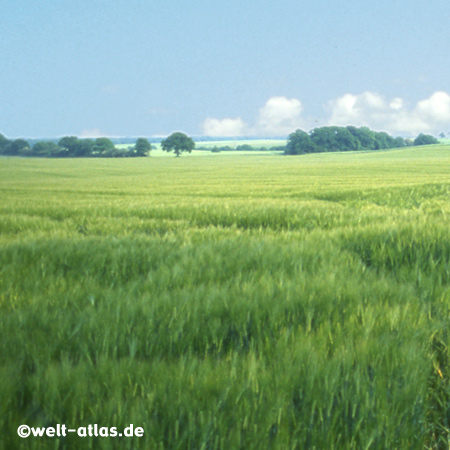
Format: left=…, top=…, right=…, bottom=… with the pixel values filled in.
left=1, top=134, right=147, bottom=158
left=394, top=136, right=407, bottom=148
left=93, top=137, right=115, bottom=155
left=58, top=136, right=79, bottom=154
left=413, top=133, right=439, bottom=146
left=285, top=126, right=408, bottom=155
left=135, top=138, right=151, bottom=156
left=161, top=132, right=195, bottom=157
left=33, top=141, right=61, bottom=157
left=0, top=133, right=11, bottom=152
left=57, top=136, right=95, bottom=157
left=346, top=126, right=373, bottom=149
left=8, top=139, right=30, bottom=156
left=236, top=144, right=254, bottom=151
left=75, top=139, right=94, bottom=157
left=309, top=126, right=359, bottom=152
left=286, top=130, right=315, bottom=155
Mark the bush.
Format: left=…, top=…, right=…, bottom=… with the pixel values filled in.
left=414, top=133, right=439, bottom=146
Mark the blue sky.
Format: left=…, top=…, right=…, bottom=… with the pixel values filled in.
left=2, top=0, right=450, bottom=138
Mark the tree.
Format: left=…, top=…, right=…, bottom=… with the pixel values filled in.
left=57, top=136, right=95, bottom=157
left=75, top=139, right=94, bottom=157
left=372, top=131, right=396, bottom=150
left=285, top=129, right=315, bottom=155
left=134, top=138, right=151, bottom=156
left=7, top=139, right=30, bottom=156
left=93, top=137, right=115, bottom=155
left=346, top=126, right=376, bottom=150
left=236, top=144, right=254, bottom=151
left=394, top=136, right=406, bottom=148
left=58, top=136, right=79, bottom=156
left=161, top=132, right=195, bottom=157
left=285, top=125, right=406, bottom=155
left=309, top=126, right=358, bottom=152
left=33, top=141, right=61, bottom=157
left=414, top=133, right=438, bottom=146
left=0, top=133, right=11, bottom=154
left=332, top=127, right=359, bottom=151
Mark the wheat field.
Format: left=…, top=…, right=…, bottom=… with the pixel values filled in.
left=1, top=146, right=450, bottom=449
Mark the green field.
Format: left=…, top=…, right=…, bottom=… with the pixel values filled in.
left=117, top=138, right=287, bottom=156
left=194, top=139, right=287, bottom=150
left=1, top=146, right=450, bottom=449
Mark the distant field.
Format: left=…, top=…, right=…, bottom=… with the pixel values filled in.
left=2, top=145, right=450, bottom=449
left=118, top=139, right=287, bottom=156
left=194, top=138, right=287, bottom=149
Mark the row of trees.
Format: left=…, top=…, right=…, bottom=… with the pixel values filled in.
left=0, top=135, right=152, bottom=158
left=285, top=126, right=438, bottom=155
left=196, top=144, right=286, bottom=153
left=0, top=128, right=440, bottom=158
left=0, top=132, right=197, bottom=158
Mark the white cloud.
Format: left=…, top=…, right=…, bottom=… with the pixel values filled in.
left=202, top=96, right=305, bottom=137
left=328, top=91, right=450, bottom=135
left=328, top=91, right=387, bottom=127
left=201, top=91, right=450, bottom=137
left=254, top=96, right=304, bottom=135
left=202, top=117, right=247, bottom=137
left=389, top=97, right=404, bottom=111
left=415, top=91, right=450, bottom=122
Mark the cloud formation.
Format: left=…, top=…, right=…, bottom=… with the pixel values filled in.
left=255, top=97, right=304, bottom=135
left=202, top=91, right=450, bottom=137
left=328, top=91, right=450, bottom=135
left=202, top=117, right=247, bottom=137
left=202, top=96, right=305, bottom=136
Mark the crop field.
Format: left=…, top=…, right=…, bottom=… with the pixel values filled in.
left=2, top=146, right=450, bottom=449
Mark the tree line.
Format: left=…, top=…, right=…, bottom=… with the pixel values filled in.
left=197, top=144, right=286, bottom=153
left=285, top=126, right=438, bottom=155
left=0, top=132, right=197, bottom=158
left=0, top=128, right=440, bottom=158
left=0, top=135, right=152, bottom=158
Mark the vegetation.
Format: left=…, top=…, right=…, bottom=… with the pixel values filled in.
left=285, top=126, right=429, bottom=155
left=196, top=141, right=287, bottom=153
left=134, top=138, right=152, bottom=157
left=161, top=132, right=195, bottom=157
left=0, top=134, right=152, bottom=158
left=1, top=145, right=450, bottom=449
left=195, top=139, right=287, bottom=152
left=414, top=133, right=439, bottom=146
left=0, top=129, right=441, bottom=159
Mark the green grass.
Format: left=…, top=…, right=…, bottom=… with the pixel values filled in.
left=1, top=145, right=450, bottom=449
